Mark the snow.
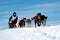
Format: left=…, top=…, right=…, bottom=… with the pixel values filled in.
left=0, top=25, right=60, bottom=40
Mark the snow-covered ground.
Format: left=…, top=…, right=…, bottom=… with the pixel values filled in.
left=0, top=25, right=60, bottom=40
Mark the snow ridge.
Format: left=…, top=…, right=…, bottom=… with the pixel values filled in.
left=0, top=25, right=60, bottom=40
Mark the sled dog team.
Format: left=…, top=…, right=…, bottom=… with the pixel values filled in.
left=8, top=12, right=48, bottom=28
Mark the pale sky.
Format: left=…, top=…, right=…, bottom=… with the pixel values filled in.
left=0, top=0, right=60, bottom=30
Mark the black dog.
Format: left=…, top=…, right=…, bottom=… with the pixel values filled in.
left=19, top=18, right=26, bottom=27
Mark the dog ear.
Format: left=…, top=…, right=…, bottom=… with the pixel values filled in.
left=45, top=16, right=48, bottom=19
left=46, top=16, right=48, bottom=18
left=31, top=18, right=33, bottom=20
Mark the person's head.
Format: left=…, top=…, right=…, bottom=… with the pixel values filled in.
left=37, top=13, right=41, bottom=16
left=13, top=12, right=16, bottom=17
